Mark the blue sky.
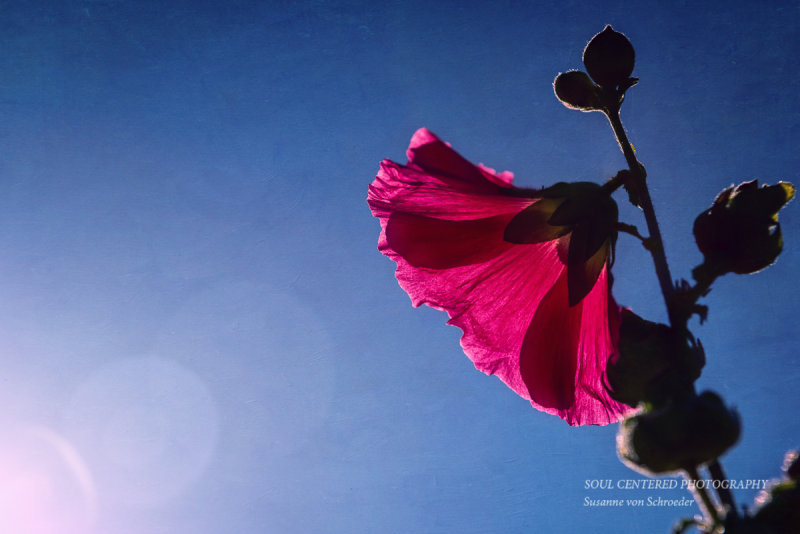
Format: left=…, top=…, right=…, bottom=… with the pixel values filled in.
left=0, top=1, right=797, bottom=532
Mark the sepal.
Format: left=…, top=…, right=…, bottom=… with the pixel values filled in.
left=504, top=181, right=619, bottom=305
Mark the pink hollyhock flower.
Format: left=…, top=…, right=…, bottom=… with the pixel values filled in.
left=368, top=128, right=631, bottom=426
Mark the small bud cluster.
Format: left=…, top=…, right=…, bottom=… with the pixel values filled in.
left=554, top=26, right=638, bottom=113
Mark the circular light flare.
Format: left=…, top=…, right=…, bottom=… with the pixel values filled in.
left=64, top=357, right=219, bottom=509
left=0, top=425, right=97, bottom=534
left=154, top=281, right=336, bottom=459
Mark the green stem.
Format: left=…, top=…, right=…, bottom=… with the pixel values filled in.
left=603, top=105, right=677, bottom=325
left=684, top=466, right=722, bottom=528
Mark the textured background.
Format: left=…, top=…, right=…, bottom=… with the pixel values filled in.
left=0, top=1, right=797, bottom=532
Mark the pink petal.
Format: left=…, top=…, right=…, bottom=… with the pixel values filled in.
left=368, top=128, right=630, bottom=426
left=387, top=218, right=567, bottom=402
left=406, top=128, right=515, bottom=189
left=521, top=268, right=628, bottom=425
left=369, top=160, right=530, bottom=223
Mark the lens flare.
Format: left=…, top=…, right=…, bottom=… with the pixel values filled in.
left=0, top=425, right=97, bottom=534
left=64, top=357, right=219, bottom=508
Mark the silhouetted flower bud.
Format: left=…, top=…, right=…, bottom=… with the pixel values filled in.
left=693, top=180, right=795, bottom=279
left=606, top=311, right=704, bottom=408
left=553, top=70, right=602, bottom=111
left=582, top=26, right=635, bottom=89
left=722, top=519, right=781, bottom=534
left=617, top=391, right=740, bottom=475
left=752, top=479, right=800, bottom=534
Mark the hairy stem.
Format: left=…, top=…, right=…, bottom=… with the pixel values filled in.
left=684, top=466, right=722, bottom=528
left=603, top=106, right=677, bottom=325
left=604, top=102, right=737, bottom=530
left=709, top=459, right=737, bottom=518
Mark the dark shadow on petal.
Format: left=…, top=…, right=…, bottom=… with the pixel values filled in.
left=386, top=212, right=515, bottom=269
left=519, top=271, right=580, bottom=410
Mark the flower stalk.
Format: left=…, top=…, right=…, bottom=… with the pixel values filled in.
left=708, top=460, right=737, bottom=519
left=604, top=103, right=736, bottom=529
left=685, top=466, right=722, bottom=530
left=602, top=104, right=678, bottom=326
left=597, top=62, right=742, bottom=530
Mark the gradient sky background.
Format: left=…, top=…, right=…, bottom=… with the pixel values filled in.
left=0, top=1, right=798, bottom=533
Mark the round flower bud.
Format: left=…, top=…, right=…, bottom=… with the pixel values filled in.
left=582, top=26, right=635, bottom=89
left=553, top=70, right=602, bottom=111
left=606, top=311, right=704, bottom=408
left=694, top=180, right=795, bottom=277
left=752, top=480, right=800, bottom=534
left=617, top=391, right=740, bottom=475
left=723, top=520, right=781, bottom=534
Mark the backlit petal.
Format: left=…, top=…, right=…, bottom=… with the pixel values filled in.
left=521, top=267, right=626, bottom=425
left=368, top=128, right=631, bottom=426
